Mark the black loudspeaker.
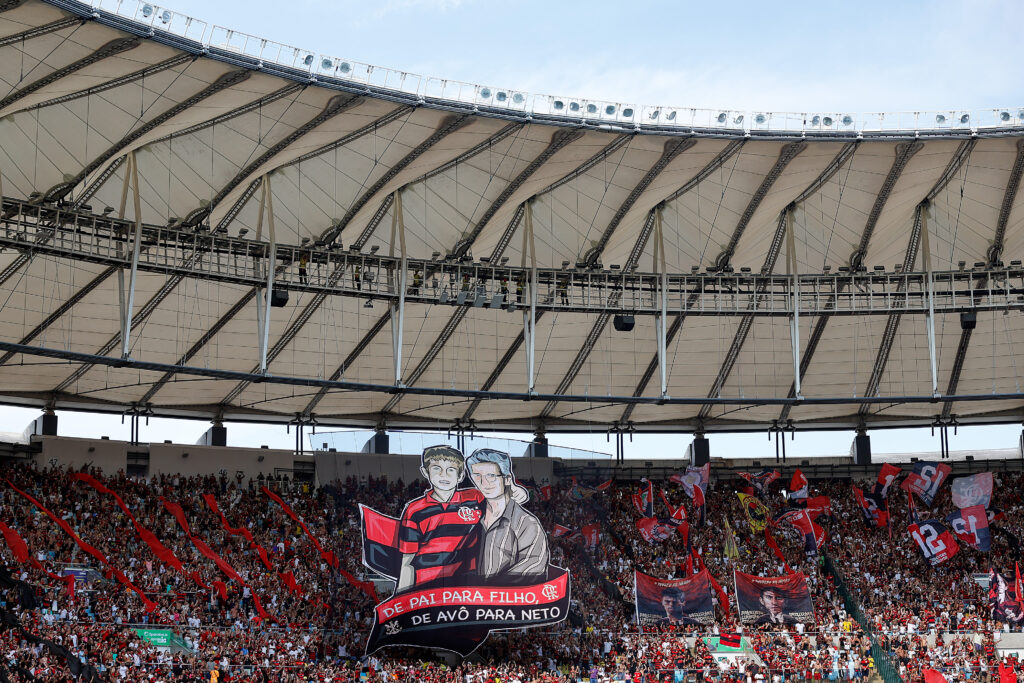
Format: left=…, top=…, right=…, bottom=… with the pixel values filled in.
left=690, top=436, right=710, bottom=466
left=270, top=289, right=289, bottom=308
left=612, top=314, right=635, bottom=332
left=854, top=434, right=872, bottom=465
left=960, top=311, right=977, bottom=330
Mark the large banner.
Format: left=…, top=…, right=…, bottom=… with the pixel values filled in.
left=901, top=461, right=952, bottom=507
left=734, top=571, right=814, bottom=625
left=908, top=520, right=960, bottom=567
left=989, top=567, right=1024, bottom=623
left=359, top=445, right=570, bottom=656
left=634, top=569, right=714, bottom=627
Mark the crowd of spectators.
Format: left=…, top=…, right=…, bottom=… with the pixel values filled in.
left=0, top=458, right=1022, bottom=682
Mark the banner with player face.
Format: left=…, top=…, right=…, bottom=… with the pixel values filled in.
left=734, top=571, right=814, bottom=625
left=359, top=445, right=570, bottom=656
left=635, top=569, right=714, bottom=627
left=988, top=568, right=1024, bottom=623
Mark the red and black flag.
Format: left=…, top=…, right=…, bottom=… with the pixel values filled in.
left=900, top=461, right=951, bottom=507
left=774, top=507, right=826, bottom=555
left=946, top=505, right=991, bottom=552
left=874, top=463, right=902, bottom=499
left=908, top=519, right=959, bottom=567
left=788, top=469, right=808, bottom=502
left=853, top=486, right=889, bottom=528
left=738, top=469, right=780, bottom=497
left=359, top=504, right=402, bottom=579
left=633, top=479, right=654, bottom=517
left=582, top=523, right=600, bottom=550
left=552, top=524, right=573, bottom=538
left=719, top=631, right=742, bottom=648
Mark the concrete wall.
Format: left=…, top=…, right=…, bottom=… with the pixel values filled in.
left=315, top=451, right=557, bottom=486
left=39, top=436, right=128, bottom=474
left=147, top=442, right=309, bottom=480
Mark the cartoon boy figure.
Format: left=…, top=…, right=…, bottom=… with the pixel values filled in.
left=396, top=445, right=527, bottom=592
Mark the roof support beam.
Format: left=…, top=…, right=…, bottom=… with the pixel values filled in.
left=373, top=130, right=583, bottom=417
left=581, top=137, right=695, bottom=267
left=45, top=68, right=252, bottom=202
left=665, top=140, right=806, bottom=421
left=778, top=141, right=924, bottom=423
left=31, top=53, right=194, bottom=112
left=161, top=108, right=418, bottom=410
left=215, top=104, right=413, bottom=232
left=321, top=114, right=473, bottom=247
left=181, top=92, right=363, bottom=228
left=451, top=129, right=583, bottom=258
left=488, top=134, right=632, bottom=262
left=0, top=17, right=80, bottom=50
left=856, top=140, right=979, bottom=415
left=942, top=138, right=1024, bottom=418
left=0, top=36, right=141, bottom=116
left=474, top=139, right=741, bottom=424
left=618, top=143, right=856, bottom=425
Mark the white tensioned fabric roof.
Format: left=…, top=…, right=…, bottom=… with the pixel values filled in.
left=1, top=0, right=1024, bottom=434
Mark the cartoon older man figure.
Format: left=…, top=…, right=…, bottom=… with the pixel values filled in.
left=466, top=448, right=549, bottom=586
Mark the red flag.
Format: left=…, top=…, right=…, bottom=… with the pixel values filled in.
left=0, top=521, right=29, bottom=564
left=594, top=479, right=613, bottom=492
left=581, top=524, right=600, bottom=550
left=999, top=662, right=1016, bottom=683
left=695, top=552, right=729, bottom=617
left=763, top=528, right=795, bottom=574
left=263, top=486, right=326, bottom=555
left=552, top=524, right=572, bottom=538
left=789, top=469, right=808, bottom=500
left=8, top=479, right=156, bottom=612
left=923, top=669, right=947, bottom=683
left=875, top=464, right=902, bottom=498
left=1016, top=562, right=1023, bottom=611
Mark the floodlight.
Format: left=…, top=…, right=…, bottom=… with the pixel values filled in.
left=496, top=91, right=507, bottom=102
left=321, top=58, right=332, bottom=70
left=159, top=10, right=170, bottom=24
left=665, top=111, right=676, bottom=121
left=369, top=245, right=379, bottom=254
left=960, top=114, right=970, bottom=125
left=238, top=229, right=248, bottom=238
left=1000, top=111, right=1011, bottom=122
left=841, top=115, right=853, bottom=126
left=552, top=100, right=564, bottom=110
left=303, top=54, right=314, bottom=66
left=586, top=103, right=598, bottom=114
left=141, top=4, right=153, bottom=17
left=605, top=105, right=616, bottom=115
left=512, top=93, right=524, bottom=104
left=338, top=62, right=351, bottom=74
left=1019, top=110, right=1024, bottom=121
left=754, top=114, right=766, bottom=125
left=733, top=114, right=744, bottom=125
left=811, top=115, right=821, bottom=126
left=622, top=108, right=633, bottom=117
left=649, top=110, right=660, bottom=119
left=935, top=114, right=946, bottom=124
left=716, top=112, right=727, bottom=124
left=569, top=102, right=580, bottom=112
left=480, top=87, right=492, bottom=99
left=822, top=116, right=833, bottom=126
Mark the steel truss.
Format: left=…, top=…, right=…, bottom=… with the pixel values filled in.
left=4, top=196, right=1023, bottom=319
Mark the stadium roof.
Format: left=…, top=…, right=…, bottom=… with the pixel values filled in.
left=1, top=0, right=1023, bottom=434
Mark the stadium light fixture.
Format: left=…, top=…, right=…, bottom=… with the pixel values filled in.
left=303, top=54, right=314, bottom=66
left=321, top=58, right=332, bottom=70
left=716, top=112, right=727, bottom=124
left=999, top=111, right=1011, bottom=122
left=605, top=105, right=616, bottom=115
left=935, top=114, right=946, bottom=124
left=811, top=115, right=821, bottom=126
left=754, top=114, right=767, bottom=125
left=338, top=62, right=351, bottom=74
left=649, top=110, right=660, bottom=120
left=822, top=116, right=833, bottom=126
left=479, top=87, right=492, bottom=99
left=569, top=102, right=580, bottom=112
left=141, top=4, right=153, bottom=17
left=586, top=103, right=598, bottom=114
left=622, top=108, right=634, bottom=118
left=552, top=100, right=564, bottom=110
left=733, top=114, right=744, bottom=125
left=665, top=111, right=676, bottom=121
left=160, top=10, right=171, bottom=24
left=841, top=115, right=853, bottom=126
left=959, top=113, right=970, bottom=125
left=512, top=93, right=525, bottom=104
left=496, top=91, right=507, bottom=102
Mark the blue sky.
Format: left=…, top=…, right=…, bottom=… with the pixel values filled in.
left=162, top=0, right=1022, bottom=113
left=2, top=0, right=1022, bottom=457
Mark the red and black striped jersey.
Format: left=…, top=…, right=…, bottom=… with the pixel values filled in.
left=398, top=488, right=485, bottom=585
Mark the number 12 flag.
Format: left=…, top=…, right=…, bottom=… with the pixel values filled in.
left=909, top=520, right=960, bottom=567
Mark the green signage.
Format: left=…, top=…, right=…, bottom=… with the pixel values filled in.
left=134, top=629, right=191, bottom=652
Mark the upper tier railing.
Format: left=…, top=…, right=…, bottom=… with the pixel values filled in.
left=64, top=0, right=1024, bottom=136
